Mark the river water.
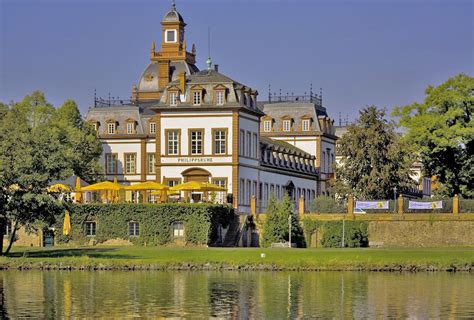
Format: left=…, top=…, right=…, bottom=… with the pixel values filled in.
left=0, top=271, right=472, bottom=319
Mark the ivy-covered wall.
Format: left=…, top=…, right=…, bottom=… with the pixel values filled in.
left=302, top=219, right=369, bottom=248
left=54, top=203, right=234, bottom=246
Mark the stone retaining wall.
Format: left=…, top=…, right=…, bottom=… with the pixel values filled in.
left=368, top=221, right=474, bottom=247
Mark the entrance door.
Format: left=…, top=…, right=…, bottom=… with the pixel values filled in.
left=43, top=229, right=54, bottom=247
left=181, top=168, right=211, bottom=202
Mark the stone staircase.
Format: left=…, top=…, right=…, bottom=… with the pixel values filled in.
left=222, top=214, right=243, bottom=247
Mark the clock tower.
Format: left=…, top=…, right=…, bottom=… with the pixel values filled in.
left=133, top=2, right=198, bottom=102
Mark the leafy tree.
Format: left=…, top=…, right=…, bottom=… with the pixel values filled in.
left=0, top=92, right=103, bottom=255
left=334, top=106, right=416, bottom=200
left=261, top=194, right=305, bottom=247
left=309, top=196, right=345, bottom=213
left=393, top=74, right=474, bottom=197
left=51, top=100, right=103, bottom=183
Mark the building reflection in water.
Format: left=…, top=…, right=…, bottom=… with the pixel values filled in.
left=0, top=271, right=472, bottom=318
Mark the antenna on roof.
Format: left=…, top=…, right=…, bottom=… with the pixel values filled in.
left=339, top=112, right=342, bottom=126
left=320, top=87, right=323, bottom=105
left=94, top=89, right=97, bottom=108
left=206, top=26, right=212, bottom=70
left=268, top=84, right=272, bottom=102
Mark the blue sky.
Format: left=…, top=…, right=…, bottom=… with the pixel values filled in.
left=1, top=0, right=472, bottom=122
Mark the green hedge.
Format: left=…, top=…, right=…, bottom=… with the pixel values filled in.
left=302, top=219, right=368, bottom=248
left=54, top=203, right=234, bottom=246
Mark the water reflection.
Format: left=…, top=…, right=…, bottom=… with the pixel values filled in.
left=0, top=271, right=472, bottom=318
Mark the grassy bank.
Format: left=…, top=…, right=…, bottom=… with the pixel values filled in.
left=0, top=247, right=473, bottom=272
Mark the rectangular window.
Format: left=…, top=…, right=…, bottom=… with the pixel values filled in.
left=105, top=153, right=118, bottom=174
left=246, top=131, right=251, bottom=157
left=283, top=120, right=291, bottom=132
left=322, top=151, right=326, bottom=172
left=93, top=123, right=99, bottom=132
left=127, top=122, right=134, bottom=134
left=247, top=180, right=251, bottom=204
left=239, top=178, right=245, bottom=205
left=129, top=221, right=139, bottom=237
left=263, top=120, right=271, bottom=132
left=107, top=123, right=116, bottom=134
left=212, top=178, right=227, bottom=188
left=190, top=129, right=203, bottom=155
left=149, top=122, right=156, bottom=134
left=193, top=91, right=201, bottom=106
left=147, top=153, right=156, bottom=174
left=212, top=178, right=227, bottom=204
left=165, top=178, right=181, bottom=187
left=166, top=29, right=176, bottom=43
left=216, top=91, right=224, bottom=105
left=213, top=129, right=227, bottom=155
left=166, top=130, right=180, bottom=155
left=170, top=92, right=177, bottom=106
left=252, top=133, right=258, bottom=158
left=172, top=222, right=184, bottom=237
left=124, top=153, right=137, bottom=174
left=85, top=221, right=96, bottom=236
left=302, top=119, right=310, bottom=131
left=239, top=129, right=245, bottom=156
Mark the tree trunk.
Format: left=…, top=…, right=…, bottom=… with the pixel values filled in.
left=4, top=220, right=19, bottom=255
left=0, top=218, right=5, bottom=256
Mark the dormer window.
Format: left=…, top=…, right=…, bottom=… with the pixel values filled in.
left=193, top=91, right=201, bottom=106
left=165, top=29, right=177, bottom=43
left=126, top=122, right=135, bottom=134
left=107, top=122, right=116, bottom=134
left=170, top=92, right=178, bottom=106
left=216, top=91, right=224, bottom=106
left=302, top=119, right=310, bottom=131
left=283, top=120, right=291, bottom=132
left=263, top=120, right=272, bottom=132
left=149, top=122, right=156, bottom=134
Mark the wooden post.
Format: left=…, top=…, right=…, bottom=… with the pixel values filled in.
left=347, top=195, right=354, bottom=218
left=250, top=196, right=256, bottom=215
left=299, top=196, right=305, bottom=216
left=397, top=194, right=404, bottom=214
left=453, top=194, right=459, bottom=215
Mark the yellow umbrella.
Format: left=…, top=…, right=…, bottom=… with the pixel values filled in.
left=80, top=181, right=123, bottom=191
left=63, top=210, right=71, bottom=235
left=75, top=176, right=82, bottom=203
left=170, top=181, right=226, bottom=192
left=47, top=183, right=72, bottom=193
left=124, top=181, right=169, bottom=191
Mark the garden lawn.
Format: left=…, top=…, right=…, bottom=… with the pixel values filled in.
left=1, top=247, right=473, bottom=271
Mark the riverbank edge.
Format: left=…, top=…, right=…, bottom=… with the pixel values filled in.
left=0, top=261, right=472, bottom=272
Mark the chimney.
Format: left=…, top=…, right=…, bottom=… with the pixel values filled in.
left=179, top=72, right=186, bottom=93
left=214, top=64, right=219, bottom=72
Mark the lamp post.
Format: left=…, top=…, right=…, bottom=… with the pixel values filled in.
left=288, top=214, right=292, bottom=248
left=393, top=186, right=397, bottom=213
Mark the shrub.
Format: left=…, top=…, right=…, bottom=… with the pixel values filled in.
left=260, top=194, right=305, bottom=247
left=54, top=203, right=234, bottom=246
left=320, top=221, right=368, bottom=248
left=309, top=196, right=346, bottom=213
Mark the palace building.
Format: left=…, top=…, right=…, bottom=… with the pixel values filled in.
left=86, top=3, right=336, bottom=213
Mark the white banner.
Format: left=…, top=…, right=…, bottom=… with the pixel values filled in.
left=408, top=201, right=443, bottom=209
left=355, top=201, right=389, bottom=209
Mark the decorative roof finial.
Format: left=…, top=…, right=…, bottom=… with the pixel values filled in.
left=206, top=56, right=212, bottom=70
left=172, top=0, right=176, bottom=10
